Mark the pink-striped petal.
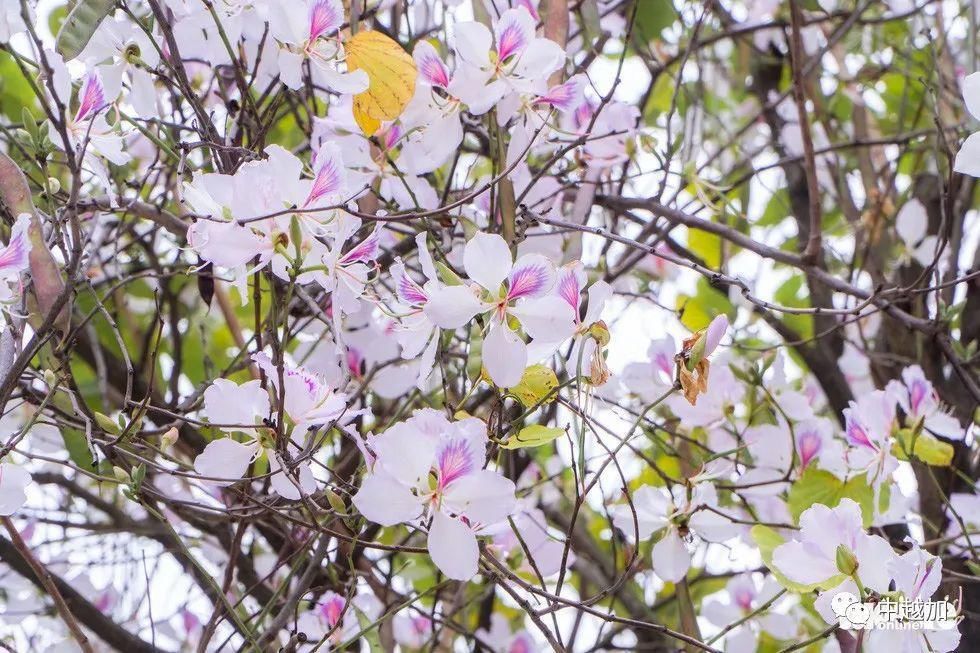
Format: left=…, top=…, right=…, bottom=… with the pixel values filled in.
left=75, top=71, right=107, bottom=122
left=436, top=437, right=475, bottom=491
left=308, top=0, right=343, bottom=42
left=506, top=255, right=554, bottom=301
left=392, top=262, right=428, bottom=306
left=572, top=97, right=597, bottom=132
left=339, top=226, right=381, bottom=265
left=534, top=74, right=586, bottom=113
left=304, top=143, right=345, bottom=207
left=494, top=9, right=533, bottom=63
left=555, top=265, right=582, bottom=316
left=0, top=215, right=31, bottom=277
left=796, top=430, right=822, bottom=468
left=318, top=592, right=346, bottom=628
left=844, top=412, right=876, bottom=451
left=382, top=123, right=402, bottom=151
left=414, top=41, right=451, bottom=89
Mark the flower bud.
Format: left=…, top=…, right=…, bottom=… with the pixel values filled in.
left=835, top=544, right=859, bottom=576
left=161, top=427, right=179, bottom=450
left=112, top=466, right=131, bottom=484
left=95, top=411, right=122, bottom=436
left=325, top=489, right=347, bottom=514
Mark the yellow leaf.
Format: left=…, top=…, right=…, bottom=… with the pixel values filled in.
left=506, top=364, right=560, bottom=408
left=345, top=30, right=417, bottom=135
left=501, top=425, right=564, bottom=449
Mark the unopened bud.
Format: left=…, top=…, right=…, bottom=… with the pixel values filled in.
left=112, top=466, right=131, bottom=484
left=95, top=411, right=122, bottom=435
left=161, top=426, right=179, bottom=449
left=45, top=177, right=60, bottom=194
left=43, top=369, right=58, bottom=389
left=835, top=544, right=859, bottom=576
left=325, top=489, right=347, bottom=514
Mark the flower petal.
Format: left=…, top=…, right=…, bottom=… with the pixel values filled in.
left=963, top=72, right=980, bottom=121
left=413, top=41, right=451, bottom=88
left=453, top=21, right=493, bottom=71
left=428, top=511, right=479, bottom=580
left=422, top=284, right=483, bottom=329
left=464, top=232, right=512, bottom=293
left=509, top=296, right=576, bottom=342
left=194, top=438, right=258, bottom=486
left=442, top=470, right=516, bottom=526
left=202, top=378, right=270, bottom=430
left=352, top=472, right=423, bottom=526
left=954, top=132, right=980, bottom=177
left=484, top=324, right=527, bottom=388
left=506, top=253, right=555, bottom=301
left=0, top=463, right=31, bottom=516
left=652, top=529, right=691, bottom=583
left=895, top=199, right=928, bottom=247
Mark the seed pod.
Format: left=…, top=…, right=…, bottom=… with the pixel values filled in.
left=55, top=0, right=116, bottom=61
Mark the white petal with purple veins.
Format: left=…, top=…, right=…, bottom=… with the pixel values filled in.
left=494, top=9, right=534, bottom=63
left=0, top=214, right=32, bottom=279
left=506, top=254, right=555, bottom=300
left=413, top=41, right=451, bottom=88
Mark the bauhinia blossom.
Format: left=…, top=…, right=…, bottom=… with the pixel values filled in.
left=352, top=409, right=517, bottom=580
left=423, top=232, right=575, bottom=387
left=612, top=482, right=737, bottom=583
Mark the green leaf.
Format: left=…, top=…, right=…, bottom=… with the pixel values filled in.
left=579, top=0, right=601, bottom=44
left=0, top=52, right=39, bottom=121
left=55, top=0, right=116, bottom=60
left=787, top=467, right=874, bottom=527
left=634, top=0, right=675, bottom=42
left=751, top=525, right=843, bottom=593
left=773, top=274, right=813, bottom=339
left=756, top=189, right=790, bottom=227
left=644, top=72, right=674, bottom=119
left=435, top=261, right=464, bottom=286
left=893, top=428, right=954, bottom=467
left=688, top=229, right=722, bottom=269
left=502, top=424, right=564, bottom=449
left=675, top=277, right=734, bottom=331
left=506, top=364, right=559, bottom=408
